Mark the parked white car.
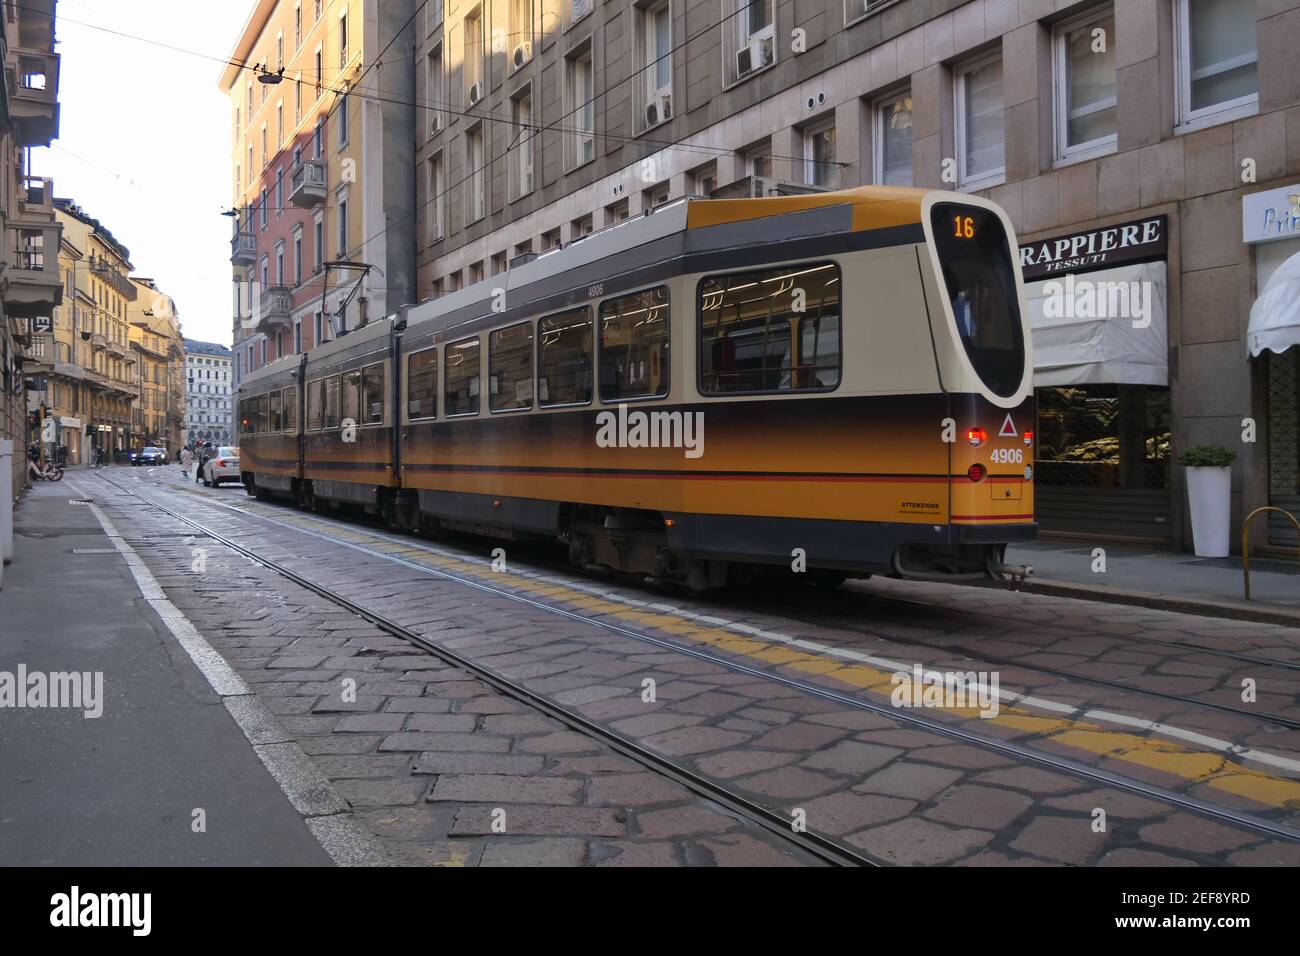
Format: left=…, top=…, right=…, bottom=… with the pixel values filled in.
left=202, top=447, right=241, bottom=487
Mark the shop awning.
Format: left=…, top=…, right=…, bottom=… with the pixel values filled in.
left=1248, top=250, right=1300, bottom=357
left=1023, top=261, right=1168, bottom=387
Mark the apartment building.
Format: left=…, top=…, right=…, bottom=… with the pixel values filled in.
left=398, top=0, right=1298, bottom=551
left=2, top=0, right=62, bottom=493
left=128, top=278, right=186, bottom=455
left=221, top=0, right=416, bottom=388
left=183, top=340, right=235, bottom=445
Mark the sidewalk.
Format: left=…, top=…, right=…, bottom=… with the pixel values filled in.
left=1006, top=538, right=1300, bottom=626
left=0, top=480, right=332, bottom=865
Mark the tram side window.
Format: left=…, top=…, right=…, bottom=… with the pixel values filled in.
left=408, top=348, right=438, bottom=420
left=269, top=389, right=283, bottom=432
left=256, top=394, right=270, bottom=434
left=538, top=307, right=592, bottom=407
left=444, top=337, right=481, bottom=416
left=240, top=399, right=251, bottom=435
left=307, top=379, right=323, bottom=430
left=323, top=375, right=341, bottom=429
left=282, top=387, right=297, bottom=432
left=341, top=369, right=362, bottom=425
left=362, top=363, right=385, bottom=425
left=599, top=286, right=670, bottom=402
left=698, top=262, right=841, bottom=394
left=489, top=322, right=535, bottom=412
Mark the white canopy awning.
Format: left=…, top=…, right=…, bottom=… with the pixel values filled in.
left=1024, top=261, right=1168, bottom=387
left=1248, top=250, right=1300, bottom=357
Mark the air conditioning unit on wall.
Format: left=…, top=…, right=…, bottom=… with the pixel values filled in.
left=467, top=81, right=483, bottom=106
left=735, top=35, right=774, bottom=79
left=513, top=41, right=532, bottom=69
left=430, top=113, right=443, bottom=135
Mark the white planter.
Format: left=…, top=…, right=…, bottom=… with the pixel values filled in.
left=1186, top=465, right=1232, bottom=558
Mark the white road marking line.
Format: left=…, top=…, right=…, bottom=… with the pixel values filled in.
left=67, top=481, right=393, bottom=867
left=121, top=478, right=1300, bottom=778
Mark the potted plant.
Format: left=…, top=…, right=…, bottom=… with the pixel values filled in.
left=1180, top=445, right=1236, bottom=558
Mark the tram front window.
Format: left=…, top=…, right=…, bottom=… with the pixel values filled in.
left=930, top=203, right=1025, bottom=398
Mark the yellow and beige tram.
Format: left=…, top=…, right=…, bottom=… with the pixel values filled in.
left=238, top=185, right=1036, bottom=589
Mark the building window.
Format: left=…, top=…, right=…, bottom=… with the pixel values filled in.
left=314, top=216, right=325, bottom=270
left=512, top=90, right=534, bottom=198
left=294, top=230, right=304, bottom=284
left=691, top=163, right=716, bottom=197
left=294, top=320, right=303, bottom=354
left=466, top=126, right=486, bottom=223
left=276, top=31, right=284, bottom=70
left=337, top=194, right=349, bottom=255
left=643, top=182, right=670, bottom=208
left=313, top=117, right=324, bottom=158
left=510, top=0, right=533, bottom=68
left=315, top=47, right=323, bottom=94
left=745, top=141, right=773, bottom=179
left=605, top=198, right=629, bottom=225
left=260, top=188, right=269, bottom=227
left=338, top=94, right=348, bottom=147
left=543, top=227, right=562, bottom=249
left=1174, top=0, right=1258, bottom=130
left=729, top=0, right=775, bottom=84
left=875, top=89, right=913, bottom=186
left=1053, top=6, right=1117, bottom=162
left=956, top=52, right=1005, bottom=189
left=429, top=153, right=445, bottom=242
left=804, top=122, right=837, bottom=188
left=408, top=349, right=439, bottom=420
left=570, top=214, right=593, bottom=240
left=428, top=0, right=445, bottom=33
left=295, top=80, right=302, bottom=124
left=339, top=11, right=349, bottom=68
left=638, top=0, right=672, bottom=128
left=276, top=165, right=284, bottom=214
left=427, top=46, right=444, bottom=136
left=465, top=7, right=484, bottom=103
left=261, top=125, right=269, bottom=167
left=294, top=4, right=302, bottom=48
left=567, top=48, right=595, bottom=167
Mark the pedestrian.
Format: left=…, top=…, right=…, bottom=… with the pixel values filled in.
left=195, top=443, right=209, bottom=484
left=180, top=446, right=194, bottom=478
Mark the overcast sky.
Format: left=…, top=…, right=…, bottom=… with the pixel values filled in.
left=36, top=0, right=249, bottom=347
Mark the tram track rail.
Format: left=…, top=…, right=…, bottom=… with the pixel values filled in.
left=92, top=471, right=1300, bottom=849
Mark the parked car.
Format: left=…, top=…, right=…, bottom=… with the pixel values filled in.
left=132, top=447, right=167, bottom=467
left=202, top=447, right=241, bottom=487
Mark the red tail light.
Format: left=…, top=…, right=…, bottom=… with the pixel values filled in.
left=967, top=464, right=986, bottom=482
left=1023, top=429, right=1034, bottom=446
left=967, top=427, right=986, bottom=447
left=216, top=459, right=226, bottom=468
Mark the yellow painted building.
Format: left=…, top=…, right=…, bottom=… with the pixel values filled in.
left=128, top=277, right=185, bottom=455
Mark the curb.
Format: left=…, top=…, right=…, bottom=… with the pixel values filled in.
left=996, top=577, right=1300, bottom=629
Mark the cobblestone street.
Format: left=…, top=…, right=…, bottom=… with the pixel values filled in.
left=14, top=466, right=1292, bottom=868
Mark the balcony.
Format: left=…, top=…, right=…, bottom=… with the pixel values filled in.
left=256, top=285, right=294, bottom=335
left=231, top=231, right=257, bottom=266
left=7, top=49, right=60, bottom=147
left=4, top=219, right=63, bottom=317
left=19, top=176, right=54, bottom=215
left=288, top=159, right=327, bottom=207
left=20, top=333, right=54, bottom=376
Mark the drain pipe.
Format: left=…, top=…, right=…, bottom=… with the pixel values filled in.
left=0, top=438, right=13, bottom=588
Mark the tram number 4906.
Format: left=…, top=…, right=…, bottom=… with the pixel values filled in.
left=989, top=448, right=1024, bottom=465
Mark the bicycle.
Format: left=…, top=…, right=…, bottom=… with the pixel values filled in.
left=27, top=458, right=64, bottom=482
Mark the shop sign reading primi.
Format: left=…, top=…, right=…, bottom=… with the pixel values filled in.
left=1241, top=184, right=1300, bottom=245
left=1019, top=216, right=1168, bottom=280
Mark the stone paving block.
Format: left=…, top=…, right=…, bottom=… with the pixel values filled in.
left=591, top=841, right=681, bottom=866
left=692, top=749, right=799, bottom=780
left=734, top=765, right=842, bottom=800
left=1009, top=816, right=1108, bottom=864
left=380, top=732, right=511, bottom=753
left=801, top=740, right=902, bottom=776
left=853, top=763, right=964, bottom=802
left=430, top=774, right=584, bottom=805
left=331, top=713, right=406, bottom=734
left=403, top=713, right=479, bottom=733
left=478, top=714, right=562, bottom=736
left=298, top=734, right=386, bottom=755
left=517, top=731, right=604, bottom=755
left=587, top=772, right=691, bottom=807
left=636, top=806, right=738, bottom=839
left=799, top=791, right=916, bottom=835
left=640, top=726, right=751, bottom=756
left=383, top=697, right=454, bottom=714
left=1138, top=816, right=1257, bottom=855
left=847, top=817, right=994, bottom=865
left=698, top=833, right=806, bottom=867
left=450, top=804, right=626, bottom=837
left=1097, top=848, right=1198, bottom=866
left=335, top=778, right=427, bottom=808
left=311, top=696, right=386, bottom=714
left=268, top=655, right=329, bottom=669
left=479, top=838, right=588, bottom=867
left=608, top=712, right=705, bottom=737
left=411, top=753, right=547, bottom=776
left=924, top=784, right=1035, bottom=830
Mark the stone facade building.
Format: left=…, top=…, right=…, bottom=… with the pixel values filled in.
left=184, top=340, right=235, bottom=446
